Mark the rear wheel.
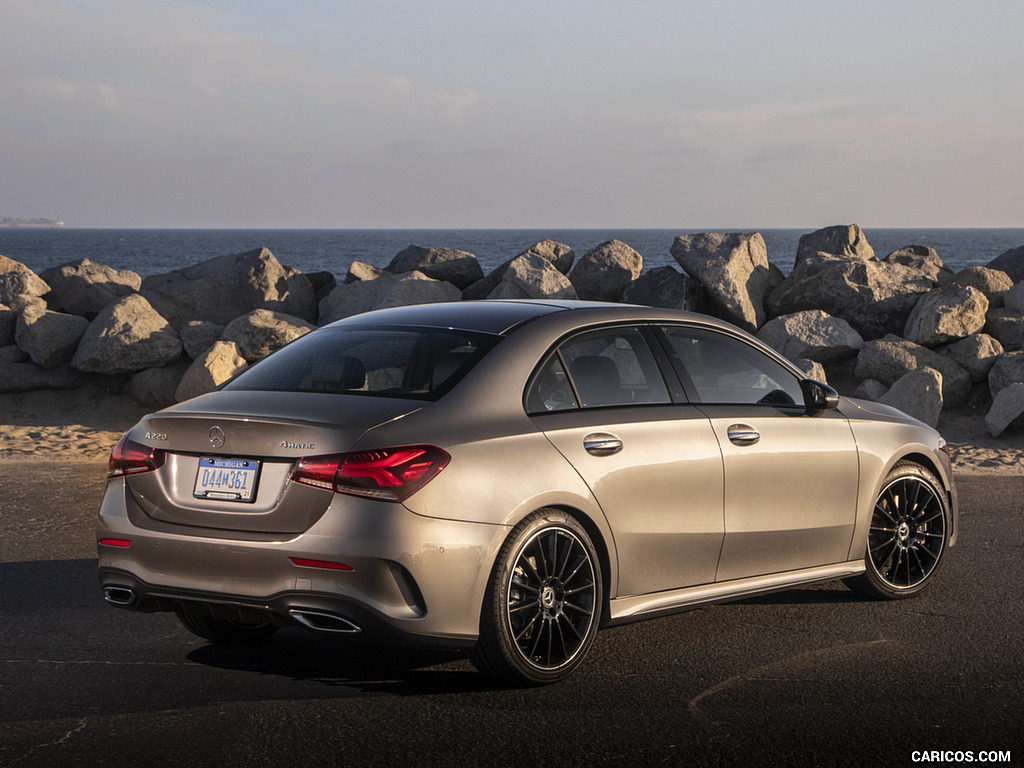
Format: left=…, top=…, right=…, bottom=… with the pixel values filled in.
left=470, top=508, right=602, bottom=685
left=177, top=611, right=279, bottom=644
left=845, top=461, right=950, bottom=599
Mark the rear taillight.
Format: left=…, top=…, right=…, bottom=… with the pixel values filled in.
left=108, top=434, right=166, bottom=478
left=291, top=445, right=450, bottom=502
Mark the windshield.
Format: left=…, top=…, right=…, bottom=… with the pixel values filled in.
left=225, top=325, right=499, bottom=400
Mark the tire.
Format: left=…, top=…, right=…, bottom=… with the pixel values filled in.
left=470, top=508, right=603, bottom=685
left=177, top=611, right=279, bottom=644
left=845, top=461, right=950, bottom=600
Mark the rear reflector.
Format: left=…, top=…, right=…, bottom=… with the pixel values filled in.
left=108, top=434, right=166, bottom=478
left=99, top=539, right=132, bottom=548
left=291, top=445, right=450, bottom=502
left=290, top=558, right=354, bottom=572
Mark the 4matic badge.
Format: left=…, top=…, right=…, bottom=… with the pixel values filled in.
left=280, top=440, right=316, bottom=450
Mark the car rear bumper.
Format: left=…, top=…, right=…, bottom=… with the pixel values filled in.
left=97, top=479, right=508, bottom=647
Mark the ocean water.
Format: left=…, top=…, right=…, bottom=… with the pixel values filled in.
left=2, top=227, right=1023, bottom=281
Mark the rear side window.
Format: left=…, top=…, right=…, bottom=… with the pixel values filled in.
left=225, top=326, right=498, bottom=400
left=526, top=327, right=671, bottom=412
left=661, top=326, right=804, bottom=407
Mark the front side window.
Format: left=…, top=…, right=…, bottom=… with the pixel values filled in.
left=662, top=326, right=803, bottom=407
left=225, top=326, right=498, bottom=400
left=526, top=327, right=670, bottom=412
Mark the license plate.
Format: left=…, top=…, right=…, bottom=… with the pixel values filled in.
left=193, top=457, right=260, bottom=502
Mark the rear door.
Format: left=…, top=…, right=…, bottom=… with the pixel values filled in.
left=657, top=325, right=860, bottom=582
left=526, top=326, right=725, bottom=597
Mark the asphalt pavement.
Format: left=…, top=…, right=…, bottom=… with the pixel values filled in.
left=1, top=461, right=1022, bottom=767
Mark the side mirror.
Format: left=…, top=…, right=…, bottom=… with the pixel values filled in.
left=801, top=379, right=840, bottom=417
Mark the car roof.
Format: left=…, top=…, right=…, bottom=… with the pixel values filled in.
left=326, top=299, right=722, bottom=337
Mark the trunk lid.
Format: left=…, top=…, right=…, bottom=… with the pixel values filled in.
left=122, top=391, right=421, bottom=533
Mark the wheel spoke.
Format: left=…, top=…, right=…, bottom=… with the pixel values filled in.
left=871, top=538, right=898, bottom=560
left=510, top=600, right=540, bottom=615
left=875, top=498, right=899, bottom=526
left=513, top=608, right=541, bottom=642
left=555, top=535, right=575, bottom=580
left=563, top=582, right=594, bottom=597
left=533, top=537, right=552, bottom=579
left=559, top=612, right=583, bottom=641
left=562, top=599, right=593, bottom=616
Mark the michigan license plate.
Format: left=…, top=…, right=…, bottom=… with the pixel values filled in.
left=193, top=457, right=260, bottom=502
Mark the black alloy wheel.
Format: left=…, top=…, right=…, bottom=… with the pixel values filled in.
left=846, top=461, right=949, bottom=599
left=471, top=509, right=602, bottom=685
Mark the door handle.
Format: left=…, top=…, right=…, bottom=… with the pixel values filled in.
left=727, top=424, right=760, bottom=446
left=584, top=433, right=623, bottom=456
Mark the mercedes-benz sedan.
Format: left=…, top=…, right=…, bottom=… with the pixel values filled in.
left=98, top=300, right=957, bottom=684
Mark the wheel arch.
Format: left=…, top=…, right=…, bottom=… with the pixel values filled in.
left=888, top=450, right=957, bottom=546
left=544, top=503, right=615, bottom=624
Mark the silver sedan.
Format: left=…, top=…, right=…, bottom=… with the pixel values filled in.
left=98, top=300, right=957, bottom=684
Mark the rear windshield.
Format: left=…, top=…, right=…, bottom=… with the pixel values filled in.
left=224, top=325, right=499, bottom=400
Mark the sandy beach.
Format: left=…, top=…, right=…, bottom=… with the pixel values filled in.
left=1, top=385, right=1021, bottom=474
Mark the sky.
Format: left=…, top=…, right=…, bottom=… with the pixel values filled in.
left=2, top=0, right=1022, bottom=229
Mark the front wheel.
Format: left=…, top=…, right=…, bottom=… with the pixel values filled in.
left=845, top=461, right=950, bottom=599
left=470, top=509, right=603, bottom=685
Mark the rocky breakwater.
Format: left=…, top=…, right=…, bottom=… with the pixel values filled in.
left=3, top=227, right=1024, bottom=439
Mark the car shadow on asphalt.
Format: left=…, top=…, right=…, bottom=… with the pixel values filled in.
left=734, top=584, right=863, bottom=605
left=0, top=557, right=869, bottom=706
left=184, top=633, right=502, bottom=695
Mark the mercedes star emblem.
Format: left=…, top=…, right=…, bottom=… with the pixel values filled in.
left=209, top=426, right=225, bottom=449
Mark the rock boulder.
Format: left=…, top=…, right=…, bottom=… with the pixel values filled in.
left=0, top=303, right=15, bottom=346
left=464, top=240, right=575, bottom=300
left=0, top=255, right=49, bottom=311
left=175, top=341, right=248, bottom=402
left=854, top=337, right=970, bottom=406
left=987, top=244, right=1024, bottom=282
left=984, top=309, right=1024, bottom=351
left=879, top=367, right=944, bottom=428
left=72, top=295, right=182, bottom=374
left=769, top=260, right=933, bottom=340
left=569, top=240, right=643, bottom=302
left=221, top=309, right=315, bottom=362
left=141, top=247, right=317, bottom=328
left=126, top=359, right=191, bottom=409
left=903, top=284, right=989, bottom=347
left=345, top=261, right=389, bottom=284
left=756, top=310, right=863, bottom=364
left=180, top=321, right=225, bottom=360
left=39, top=258, right=141, bottom=317
left=14, top=305, right=89, bottom=368
left=621, top=266, right=708, bottom=312
left=883, top=245, right=954, bottom=286
left=0, top=362, right=87, bottom=393
left=386, top=245, right=484, bottom=289
left=796, top=224, right=875, bottom=262
left=671, top=232, right=770, bottom=332
left=853, top=379, right=888, bottom=401
left=986, top=383, right=1024, bottom=437
left=940, top=333, right=1004, bottom=383
left=1005, top=282, right=1024, bottom=313
left=988, top=351, right=1024, bottom=398
left=952, top=266, right=1013, bottom=309
left=318, top=271, right=462, bottom=325
left=487, top=253, right=577, bottom=300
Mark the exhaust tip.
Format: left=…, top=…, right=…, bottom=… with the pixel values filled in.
left=104, top=586, right=135, bottom=606
left=288, top=608, right=361, bottom=634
